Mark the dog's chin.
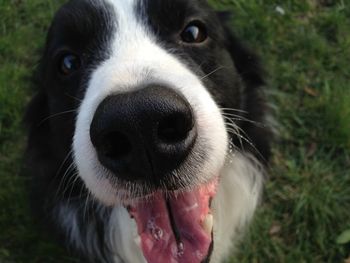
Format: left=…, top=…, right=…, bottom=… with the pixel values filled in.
left=115, top=177, right=218, bottom=263
left=88, top=167, right=221, bottom=263
left=76, top=127, right=228, bottom=263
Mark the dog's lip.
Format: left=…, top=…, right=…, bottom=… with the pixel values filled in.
left=126, top=178, right=218, bottom=263
left=201, top=238, right=214, bottom=263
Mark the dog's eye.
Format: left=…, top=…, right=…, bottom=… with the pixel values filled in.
left=59, top=54, right=81, bottom=76
left=181, top=21, right=207, bottom=43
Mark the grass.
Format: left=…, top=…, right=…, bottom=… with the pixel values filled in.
left=1, top=0, right=349, bottom=262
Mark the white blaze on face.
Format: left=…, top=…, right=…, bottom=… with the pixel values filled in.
left=73, top=0, right=228, bottom=205
left=68, top=1, right=266, bottom=263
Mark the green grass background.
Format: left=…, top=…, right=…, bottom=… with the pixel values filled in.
left=1, top=0, right=349, bottom=262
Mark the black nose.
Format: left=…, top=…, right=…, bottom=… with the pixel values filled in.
left=90, top=85, right=197, bottom=185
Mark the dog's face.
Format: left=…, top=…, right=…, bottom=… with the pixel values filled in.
left=29, top=0, right=268, bottom=262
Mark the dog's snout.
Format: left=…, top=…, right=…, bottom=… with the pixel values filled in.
left=90, top=85, right=197, bottom=184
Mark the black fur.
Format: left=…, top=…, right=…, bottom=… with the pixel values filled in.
left=140, top=0, right=271, bottom=159
left=23, top=0, right=271, bottom=262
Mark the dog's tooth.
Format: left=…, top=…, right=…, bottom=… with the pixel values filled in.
left=202, top=214, right=213, bottom=235
left=134, top=235, right=141, bottom=247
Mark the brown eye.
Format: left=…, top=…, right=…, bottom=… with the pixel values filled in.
left=181, top=21, right=207, bottom=43
left=59, top=54, right=81, bottom=75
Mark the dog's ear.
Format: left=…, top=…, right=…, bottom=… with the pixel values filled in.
left=22, top=57, right=56, bottom=210
left=216, top=11, right=232, bottom=23
left=219, top=17, right=265, bottom=89
left=213, top=8, right=264, bottom=88
left=24, top=91, right=48, bottom=132
left=24, top=56, right=51, bottom=138
left=218, top=13, right=272, bottom=161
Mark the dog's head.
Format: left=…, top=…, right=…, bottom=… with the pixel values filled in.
left=26, top=0, right=270, bottom=262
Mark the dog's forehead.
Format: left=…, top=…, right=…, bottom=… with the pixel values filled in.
left=48, top=0, right=218, bottom=61
left=54, top=0, right=210, bottom=29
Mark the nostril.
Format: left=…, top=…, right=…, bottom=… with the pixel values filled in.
left=99, top=132, right=132, bottom=160
left=158, top=113, right=194, bottom=144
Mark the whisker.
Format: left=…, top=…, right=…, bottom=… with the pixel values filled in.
left=222, top=112, right=266, bottom=128
left=78, top=178, right=86, bottom=201
left=220, top=107, right=248, bottom=114
left=37, top=110, right=76, bottom=127
left=227, top=129, right=244, bottom=150
left=200, top=66, right=225, bottom=81
left=225, top=119, right=252, bottom=146
left=55, top=161, right=76, bottom=200
left=61, top=171, right=79, bottom=199
left=224, top=117, right=266, bottom=162
left=224, top=117, right=245, bottom=150
left=83, top=191, right=91, bottom=223
left=195, top=61, right=206, bottom=73
left=48, top=150, right=73, bottom=199
left=65, top=93, right=82, bottom=102
left=56, top=150, right=74, bottom=177
left=67, top=173, right=81, bottom=204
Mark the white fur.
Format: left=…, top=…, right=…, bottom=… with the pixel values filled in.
left=56, top=153, right=264, bottom=263
left=71, top=0, right=263, bottom=262
left=56, top=203, right=110, bottom=262
left=108, top=207, right=147, bottom=263
left=210, top=153, right=264, bottom=262
left=73, top=0, right=227, bottom=204
left=101, top=152, right=264, bottom=263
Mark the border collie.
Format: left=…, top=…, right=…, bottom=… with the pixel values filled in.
left=24, top=0, right=271, bottom=262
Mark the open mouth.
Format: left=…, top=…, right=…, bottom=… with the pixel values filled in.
left=127, top=178, right=218, bottom=263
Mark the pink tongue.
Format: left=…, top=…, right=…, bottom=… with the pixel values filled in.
left=129, top=181, right=217, bottom=263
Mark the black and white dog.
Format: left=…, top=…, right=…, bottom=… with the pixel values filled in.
left=24, top=0, right=271, bottom=262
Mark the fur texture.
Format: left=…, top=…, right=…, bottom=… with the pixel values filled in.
left=23, top=0, right=271, bottom=262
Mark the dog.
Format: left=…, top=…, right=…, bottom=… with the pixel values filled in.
left=23, top=0, right=271, bottom=262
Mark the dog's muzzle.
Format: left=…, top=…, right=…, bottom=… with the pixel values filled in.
left=89, top=85, right=217, bottom=263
